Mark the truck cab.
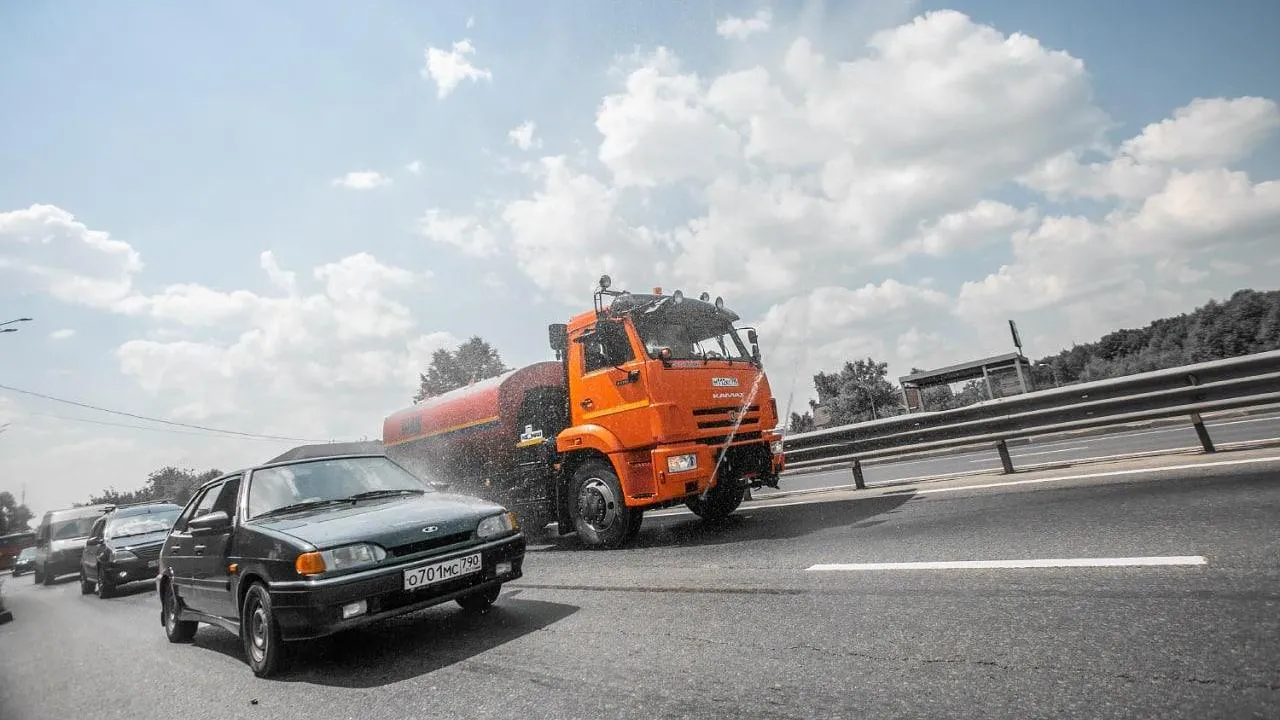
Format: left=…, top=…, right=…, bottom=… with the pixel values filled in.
left=549, top=277, right=785, bottom=544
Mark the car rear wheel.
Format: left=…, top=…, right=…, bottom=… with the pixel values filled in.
left=241, top=583, right=285, bottom=678
left=456, top=585, right=501, bottom=611
left=41, top=566, right=55, bottom=586
left=571, top=460, right=637, bottom=549
left=79, top=569, right=95, bottom=595
left=32, top=566, right=43, bottom=584
left=161, top=580, right=197, bottom=643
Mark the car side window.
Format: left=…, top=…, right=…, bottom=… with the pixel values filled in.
left=211, top=476, right=242, bottom=521
left=173, top=483, right=221, bottom=533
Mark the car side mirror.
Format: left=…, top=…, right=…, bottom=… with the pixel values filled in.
left=189, top=510, right=231, bottom=535
left=85, top=537, right=102, bottom=547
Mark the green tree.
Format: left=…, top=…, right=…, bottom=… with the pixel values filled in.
left=88, top=466, right=221, bottom=507
left=414, top=336, right=509, bottom=402
left=788, top=411, right=816, bottom=434
left=0, top=491, right=34, bottom=533
left=812, top=357, right=904, bottom=425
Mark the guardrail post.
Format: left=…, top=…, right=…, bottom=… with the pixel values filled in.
left=1189, top=412, right=1216, bottom=453
left=851, top=459, right=866, bottom=490
left=995, top=440, right=1015, bottom=474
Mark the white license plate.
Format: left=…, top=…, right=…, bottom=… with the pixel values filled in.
left=403, top=553, right=482, bottom=591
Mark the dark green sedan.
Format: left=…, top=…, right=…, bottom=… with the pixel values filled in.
left=157, top=452, right=526, bottom=677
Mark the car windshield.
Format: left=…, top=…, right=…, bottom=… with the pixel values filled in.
left=105, top=509, right=180, bottom=539
left=18, top=548, right=35, bottom=560
left=634, top=318, right=753, bottom=362
left=50, top=516, right=100, bottom=541
left=246, top=456, right=428, bottom=519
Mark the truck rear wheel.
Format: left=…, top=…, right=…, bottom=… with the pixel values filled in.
left=571, top=460, right=637, bottom=549
left=686, top=480, right=745, bottom=521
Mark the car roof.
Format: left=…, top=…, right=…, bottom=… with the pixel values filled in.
left=110, top=503, right=182, bottom=518
left=45, top=505, right=112, bottom=521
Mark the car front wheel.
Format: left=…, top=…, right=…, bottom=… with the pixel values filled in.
left=241, top=583, right=285, bottom=678
left=162, top=580, right=198, bottom=643
left=79, top=569, right=95, bottom=595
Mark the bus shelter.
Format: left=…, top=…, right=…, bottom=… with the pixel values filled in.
left=899, top=353, right=1034, bottom=413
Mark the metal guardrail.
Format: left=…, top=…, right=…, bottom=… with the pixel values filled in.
left=782, top=350, right=1280, bottom=488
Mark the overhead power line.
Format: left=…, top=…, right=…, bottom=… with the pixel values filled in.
left=22, top=411, right=309, bottom=442
left=0, top=382, right=323, bottom=443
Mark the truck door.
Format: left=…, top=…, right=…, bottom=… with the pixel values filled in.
left=570, top=320, right=651, bottom=448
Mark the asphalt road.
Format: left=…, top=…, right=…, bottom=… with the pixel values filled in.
left=2, top=449, right=1278, bottom=720
left=767, top=409, right=1280, bottom=496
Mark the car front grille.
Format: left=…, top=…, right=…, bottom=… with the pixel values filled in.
left=388, top=532, right=473, bottom=558
left=129, top=544, right=162, bottom=563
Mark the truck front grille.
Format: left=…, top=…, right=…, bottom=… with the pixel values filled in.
left=693, top=405, right=761, bottom=430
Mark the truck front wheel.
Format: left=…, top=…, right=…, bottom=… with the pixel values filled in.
left=686, top=480, right=745, bottom=521
left=571, top=461, right=637, bottom=549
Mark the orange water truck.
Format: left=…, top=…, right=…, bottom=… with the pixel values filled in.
left=382, top=276, right=785, bottom=548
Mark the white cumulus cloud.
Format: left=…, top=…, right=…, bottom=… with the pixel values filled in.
left=716, top=9, right=773, bottom=40
left=507, top=121, right=542, bottom=151
left=421, top=39, right=492, bottom=98
left=331, top=171, right=392, bottom=190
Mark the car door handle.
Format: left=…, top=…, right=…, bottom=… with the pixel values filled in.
left=193, top=545, right=206, bottom=555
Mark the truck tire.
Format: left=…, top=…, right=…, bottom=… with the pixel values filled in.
left=571, top=460, right=637, bottom=549
left=685, top=480, right=745, bottom=521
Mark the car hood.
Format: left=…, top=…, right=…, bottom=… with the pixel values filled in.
left=107, top=530, right=169, bottom=552
left=248, top=492, right=504, bottom=551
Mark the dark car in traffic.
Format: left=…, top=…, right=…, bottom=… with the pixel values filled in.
left=80, top=503, right=182, bottom=598
left=32, top=505, right=113, bottom=585
left=158, top=452, right=526, bottom=677
left=12, top=547, right=37, bottom=576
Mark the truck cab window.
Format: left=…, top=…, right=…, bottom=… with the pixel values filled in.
left=582, top=330, right=634, bottom=374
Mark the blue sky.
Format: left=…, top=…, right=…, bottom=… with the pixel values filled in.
left=2, top=0, right=1278, bottom=515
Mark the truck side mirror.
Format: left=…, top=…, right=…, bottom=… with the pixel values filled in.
left=746, top=329, right=758, bottom=345
left=548, top=323, right=568, bottom=354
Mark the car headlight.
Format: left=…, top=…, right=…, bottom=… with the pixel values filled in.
left=113, top=549, right=138, bottom=562
left=294, top=543, right=387, bottom=576
left=666, top=453, right=698, bottom=473
left=770, top=440, right=784, bottom=455
left=477, top=512, right=519, bottom=539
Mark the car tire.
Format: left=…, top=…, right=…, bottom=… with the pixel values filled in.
left=96, top=565, right=115, bottom=599
left=161, top=580, right=197, bottom=644
left=79, top=569, right=95, bottom=595
left=41, top=566, right=55, bottom=586
left=570, top=460, right=637, bottom=549
left=32, top=566, right=42, bottom=584
left=456, top=585, right=501, bottom=611
left=685, top=480, right=745, bottom=522
left=241, top=583, right=285, bottom=678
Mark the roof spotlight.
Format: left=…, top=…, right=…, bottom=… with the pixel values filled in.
left=715, top=296, right=725, bottom=310
left=699, top=292, right=710, bottom=302
left=672, top=289, right=684, bottom=303
left=599, top=275, right=612, bottom=290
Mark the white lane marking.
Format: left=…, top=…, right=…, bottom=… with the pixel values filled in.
left=917, top=454, right=1280, bottom=495
left=806, top=556, right=1207, bottom=571
left=968, top=445, right=1089, bottom=463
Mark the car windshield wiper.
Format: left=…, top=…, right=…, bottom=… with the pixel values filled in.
left=344, top=488, right=427, bottom=502
left=109, top=529, right=167, bottom=539
left=254, top=498, right=348, bottom=519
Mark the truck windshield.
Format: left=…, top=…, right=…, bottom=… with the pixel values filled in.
left=634, top=319, right=752, bottom=362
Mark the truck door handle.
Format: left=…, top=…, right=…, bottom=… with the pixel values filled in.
left=193, top=545, right=206, bottom=555
left=580, top=398, right=594, bottom=410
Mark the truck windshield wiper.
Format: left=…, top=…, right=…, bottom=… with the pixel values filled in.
left=254, top=498, right=348, bottom=519
left=344, top=488, right=427, bottom=502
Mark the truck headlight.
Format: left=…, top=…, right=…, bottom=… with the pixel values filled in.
left=770, top=441, right=784, bottom=455
left=478, top=512, right=519, bottom=539
left=295, top=543, right=387, bottom=576
left=666, top=454, right=698, bottom=473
